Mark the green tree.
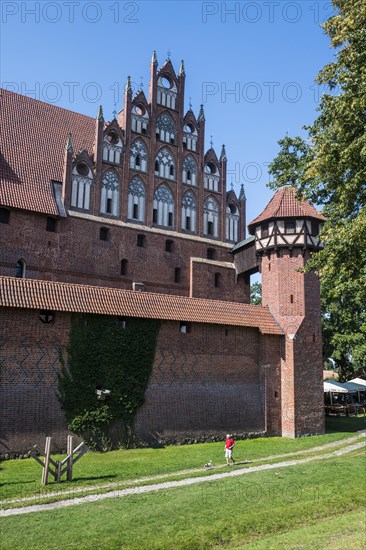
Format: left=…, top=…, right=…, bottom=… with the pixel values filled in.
left=268, top=0, right=366, bottom=380
left=250, top=281, right=262, bottom=305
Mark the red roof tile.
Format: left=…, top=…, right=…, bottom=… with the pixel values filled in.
left=248, top=187, right=326, bottom=233
left=0, top=276, right=283, bottom=335
left=0, top=89, right=95, bottom=215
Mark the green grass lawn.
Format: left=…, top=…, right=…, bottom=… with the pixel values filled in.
left=0, top=452, right=365, bottom=550
left=1, top=415, right=365, bottom=549
left=0, top=425, right=362, bottom=503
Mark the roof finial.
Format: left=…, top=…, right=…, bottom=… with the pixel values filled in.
left=125, top=75, right=132, bottom=94
left=65, top=133, right=73, bottom=153
left=220, top=144, right=227, bottom=161
left=96, top=105, right=104, bottom=122
left=179, top=59, right=185, bottom=76
left=113, top=103, right=117, bottom=120
left=239, top=183, right=246, bottom=200
left=198, top=104, right=205, bottom=121
left=139, top=76, right=144, bottom=92
left=189, top=97, right=192, bottom=111
left=210, top=135, right=213, bottom=149
left=167, top=49, right=171, bottom=60
left=151, top=50, right=158, bottom=65
left=230, top=178, right=234, bottom=191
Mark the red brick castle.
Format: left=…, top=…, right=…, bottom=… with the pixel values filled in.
left=0, top=53, right=326, bottom=452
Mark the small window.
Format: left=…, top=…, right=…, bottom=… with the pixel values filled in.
left=274, top=390, right=279, bottom=398
left=15, top=260, right=26, bottom=278
left=100, top=227, right=109, bottom=241
left=121, top=259, right=128, bottom=276
left=169, top=165, right=174, bottom=177
left=261, top=223, right=269, bottom=238
left=170, top=137, right=175, bottom=145
left=117, top=316, right=127, bottom=329
left=165, top=240, right=173, bottom=252
left=133, top=204, right=139, bottom=219
left=137, top=234, right=145, bottom=248
left=174, top=267, right=181, bottom=283
left=187, top=170, right=191, bottom=182
left=155, top=161, right=159, bottom=173
left=156, top=131, right=160, bottom=140
left=185, top=216, right=191, bottom=231
left=46, top=217, right=57, bottom=232
left=290, top=294, right=294, bottom=304
left=153, top=208, right=158, bottom=224
left=311, top=221, right=319, bottom=237
left=180, top=321, right=191, bottom=334
left=207, top=248, right=216, bottom=260
left=168, top=212, right=173, bottom=227
left=0, top=208, right=10, bottom=224
left=135, top=154, right=141, bottom=167
left=39, top=310, right=54, bottom=324
left=214, top=273, right=221, bottom=288
left=106, top=198, right=113, bottom=214
left=207, top=221, right=213, bottom=235
left=285, top=220, right=296, bottom=234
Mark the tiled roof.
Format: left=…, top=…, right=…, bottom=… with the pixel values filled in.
left=248, top=187, right=326, bottom=233
left=0, top=89, right=95, bottom=215
left=0, top=276, right=283, bottom=335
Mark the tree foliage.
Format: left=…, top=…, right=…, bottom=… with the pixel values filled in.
left=268, top=0, right=366, bottom=380
left=250, top=281, right=262, bottom=306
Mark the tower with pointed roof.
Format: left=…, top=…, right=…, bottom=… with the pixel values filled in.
left=247, top=187, right=326, bottom=437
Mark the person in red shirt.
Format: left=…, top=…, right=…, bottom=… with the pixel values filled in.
left=225, top=434, right=235, bottom=465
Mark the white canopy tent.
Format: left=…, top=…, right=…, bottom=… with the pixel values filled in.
left=343, top=378, right=366, bottom=401
left=324, top=380, right=348, bottom=405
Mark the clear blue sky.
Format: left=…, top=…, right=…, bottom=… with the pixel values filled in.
left=0, top=0, right=336, bottom=224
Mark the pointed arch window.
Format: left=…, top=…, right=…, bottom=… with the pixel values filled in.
left=71, top=162, right=93, bottom=210
left=182, top=156, right=197, bottom=185
left=226, top=203, right=239, bottom=242
left=183, top=123, right=198, bottom=152
left=131, top=103, right=149, bottom=134
left=157, top=75, right=177, bottom=109
left=130, top=139, right=148, bottom=172
left=204, top=162, right=220, bottom=192
left=155, top=148, right=176, bottom=181
left=103, top=130, right=122, bottom=164
left=156, top=112, right=176, bottom=144
left=154, top=185, right=174, bottom=228
left=181, top=191, right=196, bottom=233
left=100, top=170, right=120, bottom=217
left=128, top=177, right=145, bottom=223
left=204, top=196, right=219, bottom=238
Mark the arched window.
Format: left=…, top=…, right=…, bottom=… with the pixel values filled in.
left=128, top=177, right=145, bottom=223
left=204, top=196, right=219, bottom=237
left=181, top=191, right=196, bottom=232
left=183, top=123, right=198, bottom=152
left=156, top=112, right=176, bottom=144
left=182, top=156, right=197, bottom=185
left=226, top=203, right=239, bottom=242
left=130, top=139, right=148, bottom=172
left=100, top=170, right=120, bottom=217
left=153, top=185, right=174, bottom=228
left=131, top=103, right=149, bottom=134
left=157, top=75, right=177, bottom=109
left=15, top=259, right=26, bottom=278
left=204, top=162, right=220, bottom=192
left=71, top=162, right=93, bottom=210
left=103, top=130, right=122, bottom=164
left=154, top=148, right=176, bottom=181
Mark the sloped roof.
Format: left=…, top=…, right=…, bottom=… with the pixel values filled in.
left=0, top=89, right=95, bottom=215
left=248, top=187, right=326, bottom=233
left=0, top=276, right=283, bottom=335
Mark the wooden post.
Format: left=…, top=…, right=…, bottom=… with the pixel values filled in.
left=41, top=437, right=52, bottom=485
left=67, top=435, right=73, bottom=481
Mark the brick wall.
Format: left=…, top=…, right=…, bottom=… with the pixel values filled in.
left=0, top=308, right=281, bottom=452
left=0, top=209, right=246, bottom=301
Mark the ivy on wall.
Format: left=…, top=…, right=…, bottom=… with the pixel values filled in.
left=58, top=314, right=160, bottom=449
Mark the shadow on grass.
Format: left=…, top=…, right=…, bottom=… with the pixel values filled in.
left=72, top=474, right=117, bottom=482
left=325, top=414, right=366, bottom=433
